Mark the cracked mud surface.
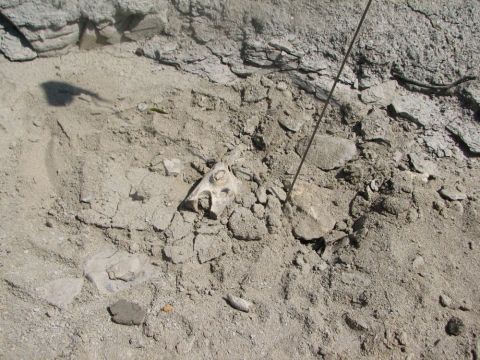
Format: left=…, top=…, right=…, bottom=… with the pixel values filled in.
left=1, top=1, right=480, bottom=359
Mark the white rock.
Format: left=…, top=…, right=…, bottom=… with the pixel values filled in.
left=163, top=158, right=184, bottom=176
left=226, top=294, right=253, bottom=312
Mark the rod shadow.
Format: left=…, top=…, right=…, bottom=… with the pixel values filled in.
left=40, top=81, right=105, bottom=106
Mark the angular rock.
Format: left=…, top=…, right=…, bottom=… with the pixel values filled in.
left=461, top=83, right=480, bottom=112
left=293, top=213, right=334, bottom=241
left=36, top=277, right=83, bottom=309
left=275, top=106, right=307, bottom=133
left=242, top=38, right=299, bottom=70
left=298, top=52, right=329, bottom=72
left=361, top=109, right=393, bottom=143
left=439, top=187, right=467, bottom=201
left=243, top=115, right=260, bottom=135
left=255, top=186, right=267, bottom=204
left=447, top=121, right=480, bottom=154
left=360, top=81, right=397, bottom=106
left=439, top=294, right=453, bottom=308
left=228, top=207, right=268, bottom=240
left=109, top=299, right=146, bottom=326
left=163, top=158, right=184, bottom=176
left=344, top=313, right=369, bottom=332
left=422, top=132, right=455, bottom=158
left=389, top=94, right=437, bottom=128
left=123, top=12, right=168, bottom=41
left=296, top=135, right=357, bottom=170
left=84, top=249, right=154, bottom=294
left=408, top=153, right=438, bottom=177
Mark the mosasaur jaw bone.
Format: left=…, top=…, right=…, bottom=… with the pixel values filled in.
left=184, top=162, right=240, bottom=218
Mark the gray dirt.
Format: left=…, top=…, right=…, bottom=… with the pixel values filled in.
left=0, top=1, right=479, bottom=359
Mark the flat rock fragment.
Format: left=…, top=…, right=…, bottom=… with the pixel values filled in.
left=84, top=249, right=154, bottom=294
left=109, top=299, right=146, bottom=326
left=439, top=187, right=467, bottom=201
left=296, top=135, right=357, bottom=170
left=447, top=122, right=480, bottom=154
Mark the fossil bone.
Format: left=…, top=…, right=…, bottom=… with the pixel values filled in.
left=184, top=162, right=240, bottom=218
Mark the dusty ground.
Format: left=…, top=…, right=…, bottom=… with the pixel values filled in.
left=1, top=2, right=480, bottom=359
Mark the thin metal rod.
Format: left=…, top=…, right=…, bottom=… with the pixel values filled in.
left=285, top=0, right=373, bottom=203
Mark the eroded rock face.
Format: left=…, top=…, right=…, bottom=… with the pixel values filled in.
left=0, top=16, right=37, bottom=61
left=0, top=0, right=169, bottom=57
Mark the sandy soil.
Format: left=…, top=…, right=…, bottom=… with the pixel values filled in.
left=0, top=29, right=479, bottom=360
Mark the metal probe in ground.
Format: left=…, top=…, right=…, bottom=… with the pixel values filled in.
left=285, top=0, right=374, bottom=203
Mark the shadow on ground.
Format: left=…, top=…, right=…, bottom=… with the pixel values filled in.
left=40, top=81, right=105, bottom=106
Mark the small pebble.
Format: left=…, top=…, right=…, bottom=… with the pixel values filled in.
left=439, top=294, right=452, bottom=308
left=412, top=256, right=424, bottom=269
left=459, top=299, right=472, bottom=312
left=161, top=304, right=174, bottom=313
left=226, top=294, right=252, bottom=313
left=137, top=102, right=149, bottom=112
left=445, top=316, right=464, bottom=336
left=276, top=81, right=288, bottom=91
